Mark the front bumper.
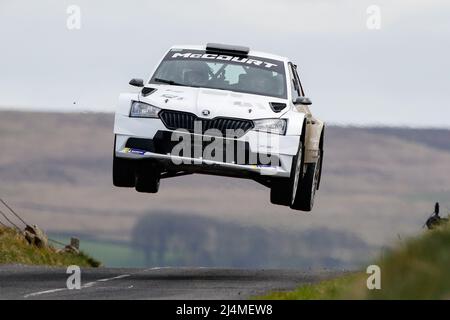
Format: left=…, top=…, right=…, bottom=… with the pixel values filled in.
left=114, top=114, right=301, bottom=178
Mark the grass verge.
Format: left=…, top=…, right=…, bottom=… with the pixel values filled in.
left=256, top=273, right=365, bottom=300
left=259, top=223, right=450, bottom=299
left=0, top=227, right=101, bottom=267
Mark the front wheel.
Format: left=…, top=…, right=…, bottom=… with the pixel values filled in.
left=113, top=156, right=135, bottom=187
left=269, top=141, right=303, bottom=207
left=135, top=162, right=160, bottom=193
left=270, top=179, right=291, bottom=205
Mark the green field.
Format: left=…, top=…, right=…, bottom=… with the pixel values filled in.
left=49, top=235, right=146, bottom=268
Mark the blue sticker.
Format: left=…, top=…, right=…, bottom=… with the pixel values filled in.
left=129, top=148, right=146, bottom=155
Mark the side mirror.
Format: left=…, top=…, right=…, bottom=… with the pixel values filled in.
left=129, top=78, right=144, bottom=87
left=294, top=97, right=312, bottom=106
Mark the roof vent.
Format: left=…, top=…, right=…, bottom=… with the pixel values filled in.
left=206, top=43, right=250, bottom=56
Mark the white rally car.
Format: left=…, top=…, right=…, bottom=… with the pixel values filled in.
left=113, top=43, right=324, bottom=211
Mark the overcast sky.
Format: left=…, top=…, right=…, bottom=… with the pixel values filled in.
left=0, top=0, right=449, bottom=126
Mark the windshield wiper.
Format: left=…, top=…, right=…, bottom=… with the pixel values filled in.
left=154, top=78, right=183, bottom=86
left=153, top=78, right=200, bottom=88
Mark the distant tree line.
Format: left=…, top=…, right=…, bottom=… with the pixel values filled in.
left=132, top=212, right=373, bottom=269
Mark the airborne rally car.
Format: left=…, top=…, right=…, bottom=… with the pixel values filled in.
left=113, top=43, right=324, bottom=211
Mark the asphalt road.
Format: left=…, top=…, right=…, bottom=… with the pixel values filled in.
left=0, top=265, right=343, bottom=300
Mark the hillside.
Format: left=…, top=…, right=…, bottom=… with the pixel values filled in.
left=367, top=127, right=450, bottom=153
left=1, top=111, right=450, bottom=268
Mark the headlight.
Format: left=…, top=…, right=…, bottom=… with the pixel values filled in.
left=130, top=101, right=161, bottom=118
left=253, top=119, right=287, bottom=135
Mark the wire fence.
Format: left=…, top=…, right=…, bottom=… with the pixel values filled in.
left=0, top=207, right=22, bottom=231
left=0, top=197, right=67, bottom=247
left=0, top=217, right=8, bottom=228
left=0, top=198, right=28, bottom=225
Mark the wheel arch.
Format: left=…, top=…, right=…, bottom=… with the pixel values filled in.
left=316, top=124, right=325, bottom=190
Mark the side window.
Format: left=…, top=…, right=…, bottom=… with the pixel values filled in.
left=289, top=63, right=301, bottom=101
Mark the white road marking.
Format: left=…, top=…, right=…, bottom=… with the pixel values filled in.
left=23, top=274, right=131, bottom=298
left=97, top=274, right=130, bottom=282
left=145, top=267, right=163, bottom=271
left=144, top=267, right=174, bottom=271
left=82, top=282, right=96, bottom=288
left=24, top=288, right=66, bottom=298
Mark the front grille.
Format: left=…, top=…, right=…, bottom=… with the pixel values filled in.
left=159, top=110, right=254, bottom=138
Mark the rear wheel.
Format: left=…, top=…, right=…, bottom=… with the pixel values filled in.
left=113, top=156, right=135, bottom=187
left=135, top=162, right=160, bottom=193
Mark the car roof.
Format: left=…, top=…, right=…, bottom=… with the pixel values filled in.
left=170, top=44, right=290, bottom=63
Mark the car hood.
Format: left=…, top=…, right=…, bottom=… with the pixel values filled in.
left=139, top=85, right=288, bottom=120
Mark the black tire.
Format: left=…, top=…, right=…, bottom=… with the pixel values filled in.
left=113, top=156, right=135, bottom=187
left=291, top=158, right=320, bottom=211
left=135, top=162, right=160, bottom=193
left=270, top=179, right=291, bottom=205
left=316, top=128, right=325, bottom=190
left=269, top=141, right=304, bottom=206
left=316, top=147, right=324, bottom=190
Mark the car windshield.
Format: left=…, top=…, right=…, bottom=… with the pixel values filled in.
left=149, top=49, right=287, bottom=99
